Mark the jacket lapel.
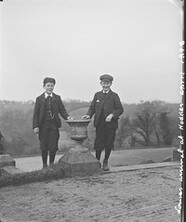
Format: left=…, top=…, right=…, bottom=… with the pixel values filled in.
left=41, top=93, right=45, bottom=104
left=52, top=93, right=57, bottom=102
left=39, top=93, right=46, bottom=121
left=107, top=90, right=112, bottom=98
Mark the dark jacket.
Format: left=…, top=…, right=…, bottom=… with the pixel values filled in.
left=33, top=93, right=69, bottom=129
left=87, top=90, right=124, bottom=129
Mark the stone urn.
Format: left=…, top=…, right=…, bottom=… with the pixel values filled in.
left=66, top=119, right=91, bottom=152
left=58, top=119, right=101, bottom=177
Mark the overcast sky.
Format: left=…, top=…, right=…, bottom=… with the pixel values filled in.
left=0, top=0, right=183, bottom=103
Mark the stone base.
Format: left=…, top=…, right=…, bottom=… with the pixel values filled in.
left=0, top=154, right=16, bottom=168
left=58, top=148, right=101, bottom=177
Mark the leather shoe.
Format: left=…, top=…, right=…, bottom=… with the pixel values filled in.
left=103, top=161, right=109, bottom=171
left=49, top=162, right=54, bottom=167
left=42, top=164, right=48, bottom=169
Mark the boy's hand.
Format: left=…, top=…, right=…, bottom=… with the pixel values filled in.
left=82, top=115, right=90, bottom=119
left=33, top=127, right=39, bottom=134
left=67, top=116, right=74, bottom=120
left=105, top=114, right=114, bottom=122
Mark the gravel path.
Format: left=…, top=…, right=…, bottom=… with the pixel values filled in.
left=0, top=165, right=181, bottom=222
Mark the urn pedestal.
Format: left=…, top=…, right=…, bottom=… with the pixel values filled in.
left=58, top=119, right=101, bottom=177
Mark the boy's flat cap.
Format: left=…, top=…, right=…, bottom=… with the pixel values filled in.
left=100, top=74, right=113, bottom=82
left=43, top=77, right=56, bottom=86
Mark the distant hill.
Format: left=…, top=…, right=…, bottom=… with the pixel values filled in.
left=0, top=102, right=35, bottom=115
left=69, top=107, right=89, bottom=119
left=123, top=103, right=179, bottom=117
left=0, top=100, right=179, bottom=118
left=68, top=103, right=179, bottom=119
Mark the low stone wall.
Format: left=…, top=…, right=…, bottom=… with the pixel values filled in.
left=0, top=154, right=15, bottom=168
left=0, top=154, right=23, bottom=177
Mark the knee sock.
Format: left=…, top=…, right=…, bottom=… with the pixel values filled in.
left=104, top=149, right=112, bottom=163
left=41, top=150, right=48, bottom=165
left=96, top=150, right=102, bottom=161
left=49, top=151, right=56, bottom=164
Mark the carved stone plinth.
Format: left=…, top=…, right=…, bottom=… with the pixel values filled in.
left=59, top=120, right=101, bottom=177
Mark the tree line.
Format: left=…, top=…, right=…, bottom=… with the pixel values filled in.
left=115, top=101, right=179, bottom=149
left=0, top=100, right=179, bottom=156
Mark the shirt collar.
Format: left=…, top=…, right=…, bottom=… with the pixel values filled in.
left=103, top=90, right=110, bottom=94
left=45, top=92, right=53, bottom=98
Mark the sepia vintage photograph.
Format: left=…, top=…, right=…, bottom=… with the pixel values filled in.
left=0, top=0, right=184, bottom=221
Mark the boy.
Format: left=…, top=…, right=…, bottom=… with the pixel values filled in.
left=82, top=74, right=123, bottom=171
left=33, top=77, right=73, bottom=168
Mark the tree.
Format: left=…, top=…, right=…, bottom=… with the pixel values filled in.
left=159, top=112, right=173, bottom=146
left=0, top=131, right=4, bottom=154
left=133, top=101, right=156, bottom=146
left=151, top=101, right=168, bottom=146
left=115, top=116, right=133, bottom=148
